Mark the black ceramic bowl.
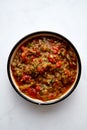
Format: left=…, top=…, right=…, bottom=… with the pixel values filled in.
left=7, top=31, right=81, bottom=105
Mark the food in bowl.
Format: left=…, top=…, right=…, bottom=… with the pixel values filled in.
left=7, top=31, right=81, bottom=105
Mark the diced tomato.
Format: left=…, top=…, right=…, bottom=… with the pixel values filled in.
left=28, top=87, right=36, bottom=97
left=71, top=77, right=75, bottom=83
left=69, top=62, right=77, bottom=69
left=48, top=54, right=56, bottom=63
left=21, top=56, right=28, bottom=63
left=35, top=84, right=41, bottom=91
left=48, top=54, right=54, bottom=59
left=21, top=52, right=25, bottom=58
left=39, top=59, right=42, bottom=63
left=31, top=56, right=36, bottom=61
left=49, top=58, right=55, bottom=63
left=64, top=69, right=71, bottom=77
left=36, top=50, right=41, bottom=56
left=21, top=46, right=25, bottom=51
left=21, top=74, right=31, bottom=82
left=48, top=93, right=56, bottom=100
left=21, top=51, right=28, bottom=63
left=37, top=66, right=42, bottom=72
left=32, top=47, right=37, bottom=51
left=52, top=46, right=59, bottom=54
left=37, top=66, right=45, bottom=74
left=53, top=82, right=59, bottom=88
left=32, top=47, right=41, bottom=57
left=53, top=50, right=58, bottom=54
left=56, top=61, right=62, bottom=68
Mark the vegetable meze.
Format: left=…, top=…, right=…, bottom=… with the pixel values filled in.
left=11, top=37, right=78, bottom=101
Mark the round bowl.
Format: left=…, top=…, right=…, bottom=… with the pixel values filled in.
left=7, top=31, right=81, bottom=105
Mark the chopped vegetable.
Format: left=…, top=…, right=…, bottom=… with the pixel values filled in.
left=11, top=37, right=77, bottom=101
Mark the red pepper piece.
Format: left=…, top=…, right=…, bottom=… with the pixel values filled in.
left=56, top=61, right=62, bottom=68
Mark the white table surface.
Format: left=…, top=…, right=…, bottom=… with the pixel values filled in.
left=0, top=0, right=87, bottom=130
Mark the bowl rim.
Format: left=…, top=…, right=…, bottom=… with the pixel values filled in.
left=7, top=31, right=82, bottom=105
